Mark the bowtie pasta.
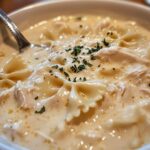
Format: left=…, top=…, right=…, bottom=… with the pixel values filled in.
left=0, top=15, right=150, bottom=150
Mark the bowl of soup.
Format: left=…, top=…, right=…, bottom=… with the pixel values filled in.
left=0, top=0, right=150, bottom=150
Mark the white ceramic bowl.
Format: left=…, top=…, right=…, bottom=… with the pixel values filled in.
left=9, top=0, right=150, bottom=30
left=0, top=0, right=150, bottom=149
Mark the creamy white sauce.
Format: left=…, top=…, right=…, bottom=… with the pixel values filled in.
left=0, top=15, right=150, bottom=150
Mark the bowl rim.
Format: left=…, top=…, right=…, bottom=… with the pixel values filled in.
left=8, top=0, right=150, bottom=17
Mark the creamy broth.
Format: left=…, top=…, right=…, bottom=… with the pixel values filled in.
left=0, top=15, right=150, bottom=150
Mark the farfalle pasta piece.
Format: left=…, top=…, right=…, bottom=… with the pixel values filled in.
left=119, top=33, right=140, bottom=47
left=35, top=73, right=64, bottom=99
left=66, top=80, right=107, bottom=121
left=33, top=72, right=107, bottom=122
left=0, top=55, right=32, bottom=89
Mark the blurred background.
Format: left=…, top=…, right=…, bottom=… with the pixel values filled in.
left=0, top=0, right=148, bottom=13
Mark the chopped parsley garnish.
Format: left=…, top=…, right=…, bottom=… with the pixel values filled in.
left=102, top=38, right=109, bottom=47
left=83, top=59, right=92, bottom=67
left=59, top=67, right=64, bottom=72
left=83, top=77, right=87, bottom=81
left=64, top=72, right=69, bottom=77
left=90, top=55, right=96, bottom=60
left=96, top=42, right=101, bottom=49
left=72, top=57, right=80, bottom=63
left=35, top=106, right=46, bottom=114
left=71, top=45, right=83, bottom=56
left=87, top=42, right=102, bottom=54
left=73, top=77, right=77, bottom=82
left=71, top=77, right=87, bottom=82
left=52, top=65, right=58, bottom=69
left=65, top=48, right=72, bottom=52
left=70, top=64, right=86, bottom=73
left=71, top=64, right=78, bottom=73
left=78, top=64, right=86, bottom=72
left=87, top=49, right=92, bottom=54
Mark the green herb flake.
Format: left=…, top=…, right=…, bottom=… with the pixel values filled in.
left=65, top=48, right=72, bottom=52
left=52, top=65, right=58, bottom=69
left=59, top=67, right=64, bottom=72
left=102, top=38, right=109, bottom=47
left=64, top=72, right=69, bottom=77
left=78, top=64, right=86, bottom=72
left=83, top=77, right=87, bottom=81
left=73, top=77, right=77, bottom=82
left=87, top=49, right=92, bottom=54
left=71, top=65, right=78, bottom=73
left=83, top=59, right=92, bottom=67
left=71, top=45, right=83, bottom=56
left=90, top=55, right=96, bottom=60
left=35, top=106, right=46, bottom=114
left=87, top=43, right=102, bottom=54
left=72, top=57, right=80, bottom=63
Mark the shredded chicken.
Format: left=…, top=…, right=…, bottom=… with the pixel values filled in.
left=14, top=82, right=34, bottom=109
left=98, top=47, right=150, bottom=66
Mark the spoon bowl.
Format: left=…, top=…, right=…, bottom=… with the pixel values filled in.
left=0, top=9, right=48, bottom=53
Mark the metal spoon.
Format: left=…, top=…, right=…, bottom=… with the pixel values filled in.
left=145, top=0, right=150, bottom=5
left=0, top=9, right=46, bottom=53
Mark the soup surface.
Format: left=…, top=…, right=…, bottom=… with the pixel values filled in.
left=0, top=16, right=150, bottom=150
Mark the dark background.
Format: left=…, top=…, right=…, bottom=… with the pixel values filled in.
left=0, top=0, right=147, bottom=13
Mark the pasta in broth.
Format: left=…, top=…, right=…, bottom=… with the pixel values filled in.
left=0, top=15, right=150, bottom=150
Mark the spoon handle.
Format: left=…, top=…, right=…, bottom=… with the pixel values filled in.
left=0, top=9, right=30, bottom=52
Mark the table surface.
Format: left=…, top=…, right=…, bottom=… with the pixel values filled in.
left=0, top=0, right=148, bottom=13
